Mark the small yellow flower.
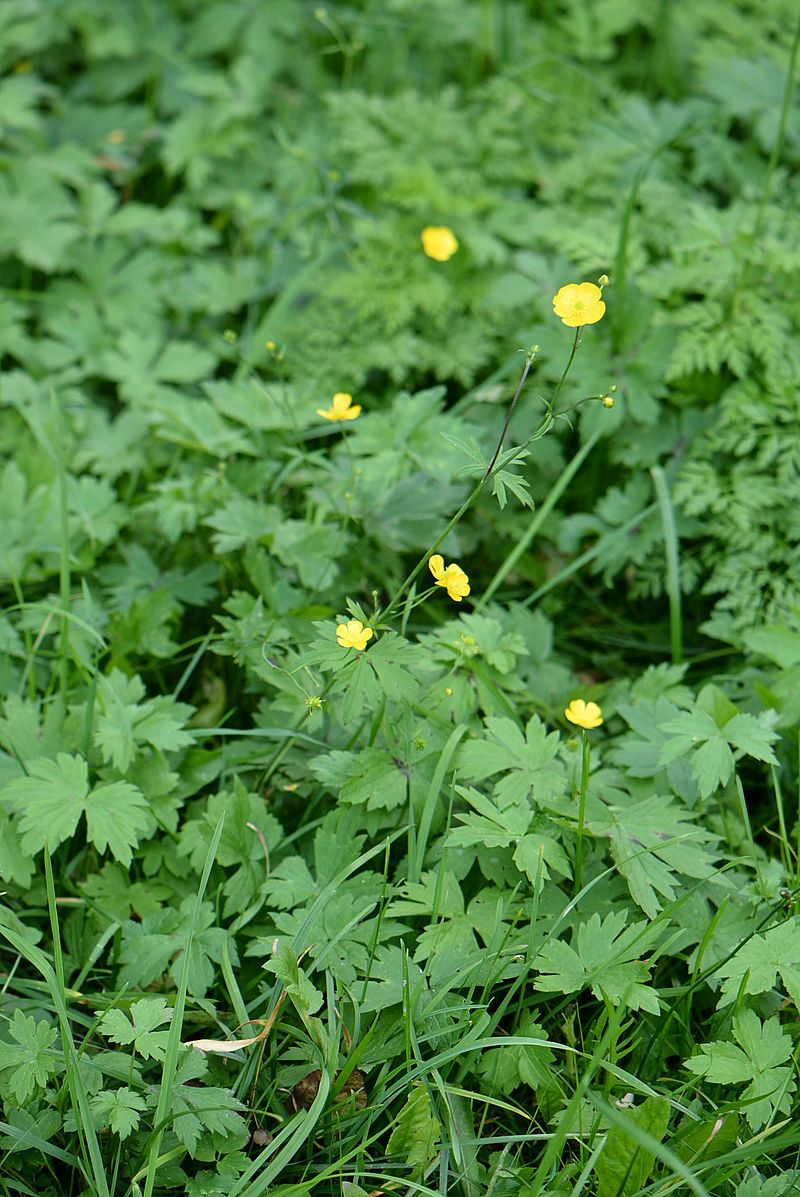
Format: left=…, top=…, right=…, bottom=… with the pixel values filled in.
left=421, top=226, right=459, bottom=262
left=552, top=282, right=606, bottom=328
left=336, top=619, right=373, bottom=651
left=601, top=394, right=614, bottom=408
left=429, top=554, right=470, bottom=602
left=317, top=392, right=362, bottom=422
left=565, top=699, right=603, bottom=729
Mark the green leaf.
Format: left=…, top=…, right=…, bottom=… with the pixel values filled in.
left=118, top=899, right=237, bottom=999
left=458, top=715, right=566, bottom=807
left=714, top=919, right=800, bottom=1009
left=608, top=795, right=718, bottom=918
left=723, top=712, right=779, bottom=763
left=91, top=1087, right=147, bottom=1140
left=85, top=781, right=150, bottom=867
left=94, top=669, right=194, bottom=771
left=674, top=1112, right=739, bottom=1165
left=100, top=997, right=173, bottom=1061
left=685, top=1010, right=796, bottom=1130
left=6, top=753, right=88, bottom=854
left=170, top=1050, right=247, bottom=1156
left=595, top=1096, right=670, bottom=1197
left=266, top=941, right=323, bottom=1016
left=387, top=1084, right=441, bottom=1176
left=534, top=911, right=661, bottom=1013
left=658, top=703, right=779, bottom=799
left=337, top=747, right=408, bottom=812
left=0, top=1009, right=59, bottom=1104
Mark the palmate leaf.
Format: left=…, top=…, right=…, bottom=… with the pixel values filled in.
left=658, top=703, right=779, bottom=799
left=1, top=753, right=149, bottom=866
left=117, top=898, right=237, bottom=999
left=100, top=997, right=173, bottom=1061
left=91, top=1087, right=147, bottom=1140
left=457, top=715, right=567, bottom=806
left=608, top=794, right=719, bottom=917
left=169, top=1050, right=247, bottom=1156
left=534, top=911, right=661, bottom=1013
left=713, top=919, right=800, bottom=1009
left=94, top=669, right=194, bottom=771
left=685, top=1009, right=796, bottom=1130
left=0, top=1009, right=59, bottom=1104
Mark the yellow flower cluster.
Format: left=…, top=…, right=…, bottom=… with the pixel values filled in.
left=429, top=554, right=470, bottom=601
left=565, top=699, right=603, bottom=729
left=317, top=392, right=361, bottom=421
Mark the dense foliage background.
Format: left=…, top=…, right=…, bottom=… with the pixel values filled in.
left=1, top=2, right=800, bottom=1195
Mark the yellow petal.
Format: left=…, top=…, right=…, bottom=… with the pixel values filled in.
left=429, top=554, right=445, bottom=581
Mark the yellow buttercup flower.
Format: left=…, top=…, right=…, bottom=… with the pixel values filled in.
left=317, top=392, right=362, bottom=422
left=601, top=394, right=614, bottom=408
left=421, top=226, right=459, bottom=262
left=429, top=554, right=470, bottom=602
left=336, top=619, right=373, bottom=651
left=565, top=699, right=603, bottom=729
left=552, top=282, right=606, bottom=328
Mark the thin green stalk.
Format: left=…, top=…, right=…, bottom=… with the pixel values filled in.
left=379, top=332, right=586, bottom=625
left=482, top=350, right=534, bottom=479
left=521, top=502, right=658, bottom=607
left=651, top=464, right=683, bottom=664
left=751, top=8, right=800, bottom=247
left=142, top=814, right=225, bottom=1197
left=50, top=389, right=71, bottom=701
left=573, top=731, right=590, bottom=896
left=0, top=918, right=111, bottom=1197
left=551, top=327, right=582, bottom=408
left=731, top=8, right=800, bottom=314
left=479, top=428, right=601, bottom=608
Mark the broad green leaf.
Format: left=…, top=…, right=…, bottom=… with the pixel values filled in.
left=0, top=1009, right=59, bottom=1104
left=534, top=911, right=661, bottom=1013
left=685, top=1010, right=796, bottom=1129
left=458, top=715, right=566, bottom=807
left=715, top=919, right=800, bottom=1008
left=387, top=1084, right=440, bottom=1176
left=595, top=1096, right=670, bottom=1197
left=100, top=998, right=173, bottom=1061
left=91, top=1087, right=147, bottom=1140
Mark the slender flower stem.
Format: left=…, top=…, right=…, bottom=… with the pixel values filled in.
left=377, top=326, right=588, bottom=626
left=483, top=351, right=534, bottom=480
left=573, top=730, right=591, bottom=896
left=551, top=328, right=582, bottom=410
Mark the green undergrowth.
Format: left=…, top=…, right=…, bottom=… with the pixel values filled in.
left=1, top=2, right=800, bottom=1195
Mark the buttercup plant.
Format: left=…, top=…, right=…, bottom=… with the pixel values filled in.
left=566, top=697, right=604, bottom=895
left=338, top=277, right=613, bottom=643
